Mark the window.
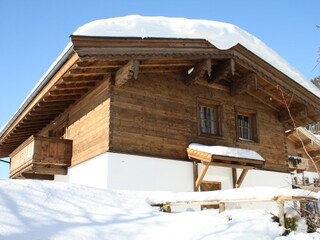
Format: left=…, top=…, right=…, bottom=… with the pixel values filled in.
left=198, top=100, right=222, bottom=136
left=236, top=108, right=257, bottom=142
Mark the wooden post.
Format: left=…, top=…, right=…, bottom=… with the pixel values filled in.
left=314, top=201, right=320, bottom=227
left=193, top=160, right=199, bottom=191
left=278, top=201, right=285, bottom=227
left=195, top=164, right=209, bottom=190
left=235, top=169, right=248, bottom=188
left=232, top=168, right=237, bottom=188
left=219, top=202, right=225, bottom=213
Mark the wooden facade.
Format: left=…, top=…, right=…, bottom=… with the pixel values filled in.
left=1, top=36, right=320, bottom=179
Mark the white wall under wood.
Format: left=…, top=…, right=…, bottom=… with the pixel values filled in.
left=238, top=169, right=292, bottom=189
left=198, top=164, right=292, bottom=190
left=54, top=153, right=109, bottom=189
left=55, top=152, right=194, bottom=191
left=107, top=152, right=194, bottom=191
left=55, top=152, right=292, bottom=191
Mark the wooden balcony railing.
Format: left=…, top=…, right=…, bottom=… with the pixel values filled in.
left=9, top=135, right=72, bottom=179
left=288, top=156, right=309, bottom=173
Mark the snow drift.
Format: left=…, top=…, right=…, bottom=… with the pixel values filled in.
left=0, top=180, right=319, bottom=240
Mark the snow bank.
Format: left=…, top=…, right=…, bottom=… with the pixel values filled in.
left=146, top=186, right=317, bottom=205
left=189, top=143, right=264, bottom=161
left=74, top=15, right=320, bottom=98
left=0, top=180, right=318, bottom=240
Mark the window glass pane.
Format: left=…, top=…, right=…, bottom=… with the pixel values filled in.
left=238, top=114, right=253, bottom=140
left=199, top=105, right=219, bottom=135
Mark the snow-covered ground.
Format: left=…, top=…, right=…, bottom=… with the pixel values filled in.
left=0, top=180, right=319, bottom=240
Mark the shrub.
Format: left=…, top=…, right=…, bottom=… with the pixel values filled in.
left=271, top=213, right=298, bottom=236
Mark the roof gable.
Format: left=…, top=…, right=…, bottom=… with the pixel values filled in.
left=74, top=15, right=320, bottom=98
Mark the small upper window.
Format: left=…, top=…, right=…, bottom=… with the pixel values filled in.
left=236, top=110, right=257, bottom=142
left=198, top=100, right=222, bottom=136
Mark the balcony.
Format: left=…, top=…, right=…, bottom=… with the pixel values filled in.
left=293, top=176, right=320, bottom=192
left=288, top=156, right=309, bottom=173
left=10, top=135, right=72, bottom=179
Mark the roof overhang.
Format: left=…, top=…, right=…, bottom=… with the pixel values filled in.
left=187, top=147, right=265, bottom=170
left=1, top=36, right=320, bottom=157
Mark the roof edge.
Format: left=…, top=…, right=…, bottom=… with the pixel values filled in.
left=0, top=43, right=74, bottom=139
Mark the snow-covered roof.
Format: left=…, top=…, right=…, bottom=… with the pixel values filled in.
left=74, top=15, right=320, bottom=98
left=189, top=143, right=265, bottom=161
left=1, top=15, right=319, bottom=141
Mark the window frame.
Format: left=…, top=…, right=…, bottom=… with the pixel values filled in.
left=197, top=99, right=223, bottom=137
left=235, top=107, right=258, bottom=143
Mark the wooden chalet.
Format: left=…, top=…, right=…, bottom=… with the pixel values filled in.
left=1, top=16, right=320, bottom=191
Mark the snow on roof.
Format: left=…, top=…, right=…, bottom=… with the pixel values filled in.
left=74, top=15, right=320, bottom=98
left=189, top=143, right=265, bottom=161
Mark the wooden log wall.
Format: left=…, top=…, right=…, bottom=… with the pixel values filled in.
left=40, top=79, right=111, bottom=166
left=109, top=72, right=288, bottom=171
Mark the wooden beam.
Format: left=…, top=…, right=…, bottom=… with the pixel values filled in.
left=48, top=89, right=88, bottom=96
left=42, top=95, right=80, bottom=102
left=232, top=168, right=237, bottom=188
left=235, top=169, right=249, bottom=188
left=309, top=150, right=320, bottom=158
left=185, top=59, right=211, bottom=85
left=246, top=91, right=280, bottom=111
left=61, top=74, right=104, bottom=82
left=208, top=59, right=235, bottom=83
left=231, top=73, right=257, bottom=96
left=193, top=160, right=199, bottom=191
left=54, top=82, right=96, bottom=89
left=278, top=201, right=285, bottom=227
left=20, top=173, right=54, bottom=180
left=114, top=60, right=139, bottom=86
left=295, top=139, right=312, bottom=150
left=195, top=163, right=209, bottom=189
left=278, top=103, right=307, bottom=123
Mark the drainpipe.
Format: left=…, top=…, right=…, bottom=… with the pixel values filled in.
left=0, top=159, right=9, bottom=164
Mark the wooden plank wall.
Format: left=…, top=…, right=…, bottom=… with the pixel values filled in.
left=40, top=80, right=111, bottom=166
left=110, top=72, right=288, bottom=171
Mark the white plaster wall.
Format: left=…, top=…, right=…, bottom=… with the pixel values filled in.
left=107, top=152, right=194, bottom=191
left=238, top=169, right=292, bottom=189
left=199, top=164, right=292, bottom=189
left=55, top=153, right=109, bottom=189
left=296, top=171, right=319, bottom=185
left=55, top=152, right=292, bottom=192
left=200, top=164, right=234, bottom=190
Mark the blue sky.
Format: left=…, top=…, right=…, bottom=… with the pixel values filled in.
left=0, top=0, right=319, bottom=178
